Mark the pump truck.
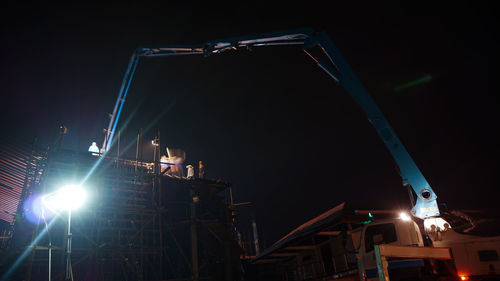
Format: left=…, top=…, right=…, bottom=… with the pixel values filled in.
left=102, top=28, right=500, bottom=280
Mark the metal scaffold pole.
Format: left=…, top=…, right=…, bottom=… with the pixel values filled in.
left=190, top=187, right=199, bottom=281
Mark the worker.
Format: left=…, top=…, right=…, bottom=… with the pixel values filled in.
left=160, top=155, right=170, bottom=174
left=88, top=142, right=99, bottom=154
left=186, top=164, right=194, bottom=179
left=198, top=161, right=205, bottom=178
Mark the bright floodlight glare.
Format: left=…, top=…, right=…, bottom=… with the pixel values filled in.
left=399, top=212, right=411, bottom=221
left=42, top=185, right=87, bottom=211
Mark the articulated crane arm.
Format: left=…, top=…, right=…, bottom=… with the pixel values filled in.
left=103, top=28, right=439, bottom=219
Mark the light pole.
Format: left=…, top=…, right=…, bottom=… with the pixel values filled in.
left=42, top=184, right=87, bottom=281
left=152, top=136, right=160, bottom=174
left=41, top=207, right=53, bottom=281
left=65, top=209, right=73, bottom=281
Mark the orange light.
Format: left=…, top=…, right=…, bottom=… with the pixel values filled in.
left=459, top=275, right=469, bottom=281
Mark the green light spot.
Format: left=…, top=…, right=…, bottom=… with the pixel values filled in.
left=355, top=219, right=373, bottom=225
left=368, top=212, right=373, bottom=218
left=394, top=74, right=432, bottom=92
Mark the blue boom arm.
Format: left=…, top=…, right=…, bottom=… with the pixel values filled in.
left=104, top=28, right=439, bottom=219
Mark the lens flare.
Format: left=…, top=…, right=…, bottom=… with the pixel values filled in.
left=42, top=185, right=87, bottom=212
left=23, top=194, right=56, bottom=224
left=399, top=212, right=411, bottom=221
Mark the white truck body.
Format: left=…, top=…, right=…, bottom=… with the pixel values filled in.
left=355, top=215, right=500, bottom=281
left=431, top=229, right=500, bottom=279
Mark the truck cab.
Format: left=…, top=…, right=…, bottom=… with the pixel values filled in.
left=353, top=216, right=426, bottom=281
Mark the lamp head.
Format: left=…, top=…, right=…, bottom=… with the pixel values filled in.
left=42, top=184, right=87, bottom=212
left=399, top=212, right=411, bottom=221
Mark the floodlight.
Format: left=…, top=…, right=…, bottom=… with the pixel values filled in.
left=399, top=212, right=411, bottom=221
left=42, top=184, right=87, bottom=212
left=40, top=184, right=87, bottom=281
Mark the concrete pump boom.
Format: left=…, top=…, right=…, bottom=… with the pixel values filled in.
left=102, top=28, right=440, bottom=219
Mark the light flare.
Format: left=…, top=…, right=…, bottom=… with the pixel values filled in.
left=0, top=217, right=57, bottom=281
left=399, top=212, right=411, bottom=221
left=42, top=185, right=87, bottom=212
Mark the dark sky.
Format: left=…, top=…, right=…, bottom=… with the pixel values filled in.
left=1, top=2, right=499, bottom=245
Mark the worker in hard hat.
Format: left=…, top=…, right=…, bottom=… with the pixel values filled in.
left=88, top=142, right=99, bottom=155
left=186, top=164, right=194, bottom=179
left=198, top=161, right=205, bottom=179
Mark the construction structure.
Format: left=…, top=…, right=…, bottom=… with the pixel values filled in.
left=0, top=136, right=243, bottom=281
left=4, top=27, right=500, bottom=281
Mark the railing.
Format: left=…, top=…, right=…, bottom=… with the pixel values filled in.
left=284, top=255, right=358, bottom=281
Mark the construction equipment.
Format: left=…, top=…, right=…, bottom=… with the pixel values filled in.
left=103, top=27, right=438, bottom=219
left=103, top=28, right=500, bottom=280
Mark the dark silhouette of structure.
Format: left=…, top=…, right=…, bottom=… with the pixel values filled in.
left=0, top=138, right=242, bottom=281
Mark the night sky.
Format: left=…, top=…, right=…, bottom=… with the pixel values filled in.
left=1, top=2, right=499, bottom=246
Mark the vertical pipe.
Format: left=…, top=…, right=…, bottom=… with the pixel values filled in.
left=229, top=187, right=235, bottom=223
left=158, top=130, right=163, bottom=279
left=43, top=207, right=52, bottom=281
left=117, top=130, right=120, bottom=159
left=252, top=219, right=260, bottom=256
left=140, top=212, right=144, bottom=281
left=66, top=210, right=72, bottom=280
left=153, top=144, right=157, bottom=173
left=48, top=242, right=52, bottom=281
left=57, top=125, right=67, bottom=151
left=135, top=133, right=139, bottom=173
left=151, top=132, right=158, bottom=278
left=139, top=128, right=143, bottom=167
left=237, top=231, right=242, bottom=253
left=190, top=188, right=199, bottom=281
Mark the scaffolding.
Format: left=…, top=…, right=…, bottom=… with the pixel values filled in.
left=0, top=137, right=46, bottom=252
left=1, top=144, right=242, bottom=281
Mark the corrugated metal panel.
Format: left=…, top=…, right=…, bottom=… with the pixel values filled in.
left=0, top=140, right=31, bottom=223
